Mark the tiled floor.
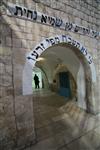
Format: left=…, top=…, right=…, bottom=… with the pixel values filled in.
left=25, top=90, right=100, bottom=150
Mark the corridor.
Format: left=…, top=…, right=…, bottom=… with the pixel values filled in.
left=25, top=90, right=100, bottom=150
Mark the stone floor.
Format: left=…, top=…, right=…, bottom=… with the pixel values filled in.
left=25, top=90, right=100, bottom=150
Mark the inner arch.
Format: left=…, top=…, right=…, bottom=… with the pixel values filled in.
left=36, top=45, right=86, bottom=109
left=26, top=35, right=96, bottom=83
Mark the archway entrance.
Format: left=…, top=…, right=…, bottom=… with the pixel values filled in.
left=23, top=34, right=96, bottom=113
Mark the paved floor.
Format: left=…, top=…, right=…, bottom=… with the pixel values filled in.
left=25, top=90, right=100, bottom=150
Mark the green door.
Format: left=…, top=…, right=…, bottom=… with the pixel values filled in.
left=59, top=72, right=71, bottom=97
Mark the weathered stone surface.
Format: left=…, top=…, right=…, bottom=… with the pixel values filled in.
left=0, top=54, right=13, bottom=98
left=0, top=96, right=17, bottom=149
left=15, top=95, right=36, bottom=148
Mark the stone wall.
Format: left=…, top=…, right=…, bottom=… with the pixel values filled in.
left=3, top=0, right=99, bottom=30
left=0, top=0, right=100, bottom=149
left=0, top=17, right=36, bottom=150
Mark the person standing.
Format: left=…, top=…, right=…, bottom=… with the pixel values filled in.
left=34, top=74, right=40, bottom=89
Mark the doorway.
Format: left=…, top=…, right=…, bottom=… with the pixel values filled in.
left=32, top=70, right=42, bottom=90
left=59, top=72, right=71, bottom=97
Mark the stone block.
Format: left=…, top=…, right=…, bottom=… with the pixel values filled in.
left=79, top=11, right=84, bottom=19
left=24, top=0, right=36, bottom=9
left=0, top=34, right=6, bottom=46
left=17, top=132, right=36, bottom=149
left=0, top=86, right=13, bottom=98
left=13, top=38, right=22, bottom=48
left=41, top=0, right=51, bottom=7
left=36, top=2, right=46, bottom=13
left=11, top=24, right=24, bottom=32
left=89, top=16, right=93, bottom=23
left=0, top=75, right=12, bottom=87
left=73, top=9, right=80, bottom=17
left=5, top=37, right=12, bottom=47
left=23, top=26, right=32, bottom=34
left=26, top=21, right=34, bottom=29
left=84, top=14, right=89, bottom=22
left=65, top=6, right=73, bottom=15
left=0, top=94, right=36, bottom=149
left=93, top=17, right=97, bottom=24
left=13, top=47, right=27, bottom=64
left=13, top=64, right=24, bottom=95
left=0, top=87, right=6, bottom=98
left=61, top=0, right=69, bottom=5
left=76, top=3, right=81, bottom=10
left=22, top=40, right=35, bottom=50
left=15, top=95, right=33, bottom=119
left=6, top=65, right=12, bottom=75
left=15, top=18, right=26, bottom=27
left=12, top=31, right=21, bottom=39
left=56, top=2, right=66, bottom=11
left=74, top=17, right=81, bottom=24
left=26, top=33, right=33, bottom=40
left=0, top=96, right=17, bottom=149
left=21, top=39, right=29, bottom=49
left=2, top=25, right=11, bottom=36
left=0, top=62, right=5, bottom=74
left=81, top=20, right=88, bottom=28
left=14, top=95, right=36, bottom=148
left=0, top=96, right=14, bottom=117
left=0, top=46, right=12, bottom=55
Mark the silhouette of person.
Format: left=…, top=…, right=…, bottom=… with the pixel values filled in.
left=34, top=74, right=40, bottom=89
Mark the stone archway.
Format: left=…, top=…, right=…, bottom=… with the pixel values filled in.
left=23, top=34, right=96, bottom=113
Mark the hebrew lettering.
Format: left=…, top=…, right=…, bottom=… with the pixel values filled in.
left=14, top=6, right=23, bottom=16
left=33, top=11, right=37, bottom=20
left=71, top=40, right=77, bottom=46
left=40, top=43, right=45, bottom=50
left=7, top=3, right=100, bottom=39
left=74, top=25, right=79, bottom=32
left=62, top=35, right=67, bottom=42
left=76, top=42, right=81, bottom=49
left=35, top=46, right=44, bottom=51
left=27, top=10, right=33, bottom=19
left=80, top=47, right=87, bottom=56
left=65, top=22, right=73, bottom=31
left=55, top=37, right=60, bottom=44
left=67, top=37, right=72, bottom=44
left=49, top=38, right=55, bottom=45
left=31, top=51, right=39, bottom=59
left=88, top=55, right=92, bottom=64
left=23, top=8, right=27, bottom=15
left=55, top=18, right=63, bottom=27
left=41, top=15, right=47, bottom=23
left=48, top=17, right=55, bottom=26
left=27, top=56, right=36, bottom=61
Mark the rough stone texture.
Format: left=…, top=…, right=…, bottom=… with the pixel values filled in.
left=0, top=96, right=17, bottom=150
left=0, top=22, right=13, bottom=99
left=0, top=0, right=100, bottom=149
left=14, top=95, right=36, bottom=149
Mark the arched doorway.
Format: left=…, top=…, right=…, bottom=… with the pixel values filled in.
left=23, top=34, right=96, bottom=113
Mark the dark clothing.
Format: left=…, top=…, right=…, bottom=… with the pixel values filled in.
left=34, top=74, right=39, bottom=89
